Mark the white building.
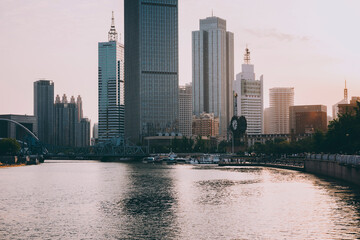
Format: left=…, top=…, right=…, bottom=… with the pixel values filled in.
left=179, top=84, right=192, bottom=137
left=98, top=12, right=124, bottom=142
left=234, top=48, right=263, bottom=135
left=268, top=87, right=294, bottom=134
left=192, top=16, right=234, bottom=137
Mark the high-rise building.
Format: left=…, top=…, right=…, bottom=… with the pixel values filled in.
left=54, top=94, right=90, bottom=147
left=332, top=81, right=349, bottom=119
left=54, top=94, right=78, bottom=147
left=263, top=108, right=272, bottom=134
left=77, top=95, right=83, bottom=121
left=34, top=80, right=54, bottom=145
left=192, top=16, right=234, bottom=137
left=93, top=123, right=98, bottom=139
left=268, top=87, right=294, bottom=134
left=98, top=12, right=125, bottom=143
left=76, top=118, right=91, bottom=147
left=289, top=105, right=327, bottom=134
left=125, top=0, right=179, bottom=142
left=91, top=123, right=99, bottom=146
left=179, top=84, right=192, bottom=137
left=234, top=48, right=263, bottom=135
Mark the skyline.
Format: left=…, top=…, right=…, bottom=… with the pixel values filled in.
left=1, top=0, right=360, bottom=124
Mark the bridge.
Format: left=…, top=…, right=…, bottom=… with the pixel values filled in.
left=0, top=118, right=47, bottom=156
left=0, top=118, right=148, bottom=161
left=45, top=136, right=148, bottom=161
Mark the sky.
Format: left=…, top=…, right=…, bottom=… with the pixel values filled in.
left=1, top=0, right=360, bottom=126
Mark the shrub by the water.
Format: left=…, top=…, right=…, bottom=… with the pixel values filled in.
left=0, top=138, right=20, bottom=156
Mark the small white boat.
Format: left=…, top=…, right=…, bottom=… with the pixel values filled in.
left=142, top=157, right=155, bottom=163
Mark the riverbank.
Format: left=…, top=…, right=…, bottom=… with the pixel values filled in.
left=0, top=163, right=26, bottom=168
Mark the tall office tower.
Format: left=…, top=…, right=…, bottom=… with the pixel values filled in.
left=77, top=95, right=83, bottom=121
left=332, top=80, right=348, bottom=119
left=93, top=123, right=98, bottom=139
left=125, top=0, right=179, bottom=142
left=268, top=88, right=294, bottom=134
left=233, top=48, right=263, bottom=135
left=192, top=16, right=234, bottom=137
left=98, top=12, right=125, bottom=143
left=76, top=118, right=91, bottom=147
left=34, top=80, right=54, bottom=145
left=54, top=94, right=78, bottom=147
left=179, top=84, right=192, bottom=137
left=91, top=123, right=99, bottom=146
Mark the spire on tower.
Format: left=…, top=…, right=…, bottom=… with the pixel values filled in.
left=244, top=46, right=251, bottom=64
left=344, top=79, right=348, bottom=103
left=111, top=11, right=115, bottom=26
left=108, top=11, right=118, bottom=42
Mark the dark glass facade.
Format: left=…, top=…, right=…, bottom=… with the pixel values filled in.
left=34, top=80, right=54, bottom=145
left=125, top=0, right=179, bottom=142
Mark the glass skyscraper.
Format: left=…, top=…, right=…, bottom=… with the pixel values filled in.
left=98, top=12, right=125, bottom=142
left=125, top=0, right=179, bottom=142
left=192, top=16, right=234, bottom=138
left=34, top=80, right=54, bottom=145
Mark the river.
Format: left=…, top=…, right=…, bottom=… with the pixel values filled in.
left=1, top=160, right=360, bottom=239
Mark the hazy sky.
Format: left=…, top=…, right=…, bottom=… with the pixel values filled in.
left=1, top=0, right=360, bottom=125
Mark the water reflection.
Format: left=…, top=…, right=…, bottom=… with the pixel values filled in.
left=100, top=164, right=178, bottom=239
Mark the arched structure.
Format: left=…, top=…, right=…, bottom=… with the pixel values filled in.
left=0, top=118, right=39, bottom=141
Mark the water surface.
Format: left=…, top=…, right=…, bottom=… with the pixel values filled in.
left=1, top=160, right=360, bottom=239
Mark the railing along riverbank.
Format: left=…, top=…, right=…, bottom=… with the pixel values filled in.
left=219, top=156, right=305, bottom=171
left=305, top=154, right=360, bottom=186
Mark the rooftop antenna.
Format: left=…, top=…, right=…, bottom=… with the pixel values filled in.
left=344, top=79, right=348, bottom=103
left=244, top=45, right=251, bottom=64
left=108, top=11, right=118, bottom=42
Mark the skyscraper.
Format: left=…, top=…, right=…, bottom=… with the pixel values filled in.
left=268, top=87, right=294, bottom=134
left=179, top=84, right=192, bottom=137
left=34, top=80, right=54, bottom=145
left=125, top=0, right=179, bottom=142
left=263, top=107, right=271, bottom=134
left=98, top=12, right=125, bottom=143
left=54, top=94, right=90, bottom=147
left=54, top=94, right=78, bottom=147
left=77, top=95, right=83, bottom=121
left=234, top=48, right=263, bottom=135
left=192, top=16, right=234, bottom=137
left=76, top=118, right=91, bottom=148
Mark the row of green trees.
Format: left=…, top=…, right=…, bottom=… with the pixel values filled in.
left=0, top=138, right=20, bottom=156
left=251, top=102, right=360, bottom=155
